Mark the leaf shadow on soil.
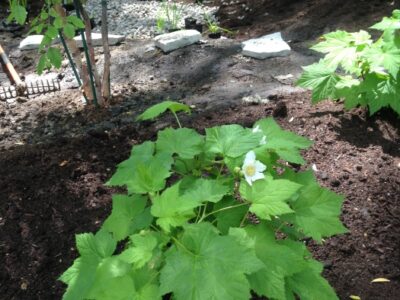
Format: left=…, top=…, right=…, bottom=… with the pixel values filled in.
left=309, top=109, right=400, bottom=157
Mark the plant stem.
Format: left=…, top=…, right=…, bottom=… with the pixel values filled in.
left=198, top=202, right=249, bottom=223
left=240, top=211, right=249, bottom=227
left=172, top=111, right=182, bottom=128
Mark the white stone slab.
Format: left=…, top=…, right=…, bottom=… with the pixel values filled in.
left=242, top=32, right=291, bottom=59
left=19, top=35, right=51, bottom=51
left=19, top=33, right=125, bottom=50
left=154, top=30, right=201, bottom=52
left=74, top=32, right=125, bottom=48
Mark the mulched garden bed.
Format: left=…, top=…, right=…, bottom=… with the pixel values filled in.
left=1, top=93, right=399, bottom=299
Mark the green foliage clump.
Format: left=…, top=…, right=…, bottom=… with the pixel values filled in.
left=8, top=0, right=85, bottom=74
left=60, top=112, right=346, bottom=299
left=297, top=9, right=400, bottom=115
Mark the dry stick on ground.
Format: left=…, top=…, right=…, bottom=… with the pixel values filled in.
left=54, top=4, right=93, bottom=102
left=101, top=0, right=111, bottom=101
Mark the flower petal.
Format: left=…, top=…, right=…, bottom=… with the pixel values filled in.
left=244, top=174, right=253, bottom=186
left=255, top=161, right=267, bottom=172
left=251, top=172, right=265, bottom=182
left=252, top=125, right=261, bottom=133
left=244, top=151, right=256, bottom=165
left=260, top=136, right=267, bottom=145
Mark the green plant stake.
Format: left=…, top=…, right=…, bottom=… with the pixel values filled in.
left=58, top=30, right=88, bottom=103
left=73, top=0, right=98, bottom=106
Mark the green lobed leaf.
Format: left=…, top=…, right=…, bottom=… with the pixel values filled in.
left=363, top=43, right=400, bottom=77
left=254, top=118, right=312, bottom=165
left=60, top=257, right=99, bottom=300
left=136, top=100, right=191, bottom=121
left=180, top=177, right=230, bottom=203
left=282, top=185, right=347, bottom=242
left=67, top=15, right=85, bottom=28
left=119, top=233, right=158, bottom=269
left=286, top=260, right=339, bottom=300
left=156, top=127, right=203, bottom=159
left=76, top=230, right=116, bottom=259
left=297, top=60, right=341, bottom=103
left=47, top=47, right=62, bottom=69
left=151, top=181, right=200, bottom=232
left=311, top=30, right=368, bottom=72
left=371, top=10, right=400, bottom=31
left=160, top=222, right=261, bottom=300
left=10, top=3, right=27, bottom=25
left=245, top=223, right=309, bottom=300
left=205, top=124, right=262, bottom=158
left=214, top=197, right=249, bottom=234
left=63, top=23, right=76, bottom=39
left=240, top=178, right=302, bottom=220
left=106, top=142, right=174, bottom=194
left=86, top=257, right=134, bottom=300
left=101, top=194, right=151, bottom=241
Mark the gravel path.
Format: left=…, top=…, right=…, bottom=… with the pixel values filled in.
left=85, top=0, right=217, bottom=39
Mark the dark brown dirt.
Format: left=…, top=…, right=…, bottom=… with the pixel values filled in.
left=1, top=1, right=400, bottom=299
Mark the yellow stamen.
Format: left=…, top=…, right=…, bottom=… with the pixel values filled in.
left=245, top=165, right=256, bottom=177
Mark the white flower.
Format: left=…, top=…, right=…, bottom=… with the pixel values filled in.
left=252, top=125, right=267, bottom=145
left=242, top=151, right=267, bottom=186
left=252, top=125, right=261, bottom=133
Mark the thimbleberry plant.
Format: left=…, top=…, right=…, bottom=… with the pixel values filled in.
left=60, top=104, right=346, bottom=300
left=297, top=10, right=400, bottom=115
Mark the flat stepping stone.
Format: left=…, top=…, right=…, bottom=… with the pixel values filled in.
left=154, top=30, right=201, bottom=53
left=74, top=32, right=125, bottom=48
left=242, top=32, right=291, bottom=59
left=19, top=35, right=59, bottom=51
left=19, top=33, right=125, bottom=50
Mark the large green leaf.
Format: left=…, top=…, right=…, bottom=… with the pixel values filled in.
left=106, top=142, right=173, bottom=194
left=76, top=230, right=116, bottom=259
left=371, top=10, right=400, bottom=31
left=181, top=177, right=230, bottom=203
left=119, top=233, right=158, bottom=269
left=363, top=43, right=400, bottom=77
left=297, top=60, right=341, bottom=103
left=102, top=194, right=151, bottom=241
left=86, top=257, right=134, bottom=300
left=311, top=30, right=368, bottom=72
left=282, top=185, right=347, bottom=242
left=240, top=178, right=302, bottom=220
left=214, top=197, right=249, bottom=234
left=160, top=223, right=261, bottom=300
left=286, top=260, right=339, bottom=300
left=60, top=257, right=99, bottom=300
left=156, top=128, right=203, bottom=159
left=151, top=182, right=200, bottom=232
left=245, top=223, right=308, bottom=300
left=136, top=100, right=190, bottom=121
left=205, top=124, right=262, bottom=158
left=254, top=118, right=312, bottom=165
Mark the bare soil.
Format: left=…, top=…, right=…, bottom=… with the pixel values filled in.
left=1, top=1, right=400, bottom=299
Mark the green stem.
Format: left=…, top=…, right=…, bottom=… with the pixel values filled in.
left=172, top=111, right=182, bottom=128
left=198, top=202, right=249, bottom=223
left=240, top=211, right=249, bottom=227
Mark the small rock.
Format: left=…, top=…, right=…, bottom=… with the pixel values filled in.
left=242, top=94, right=269, bottom=105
